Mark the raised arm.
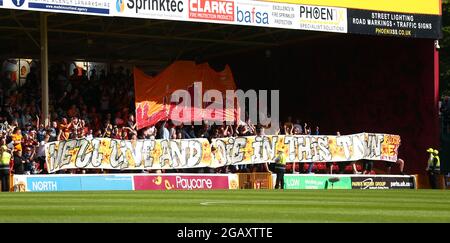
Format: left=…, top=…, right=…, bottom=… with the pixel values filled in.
left=57, top=130, right=63, bottom=141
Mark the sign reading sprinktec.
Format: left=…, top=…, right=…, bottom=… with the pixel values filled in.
left=126, top=0, right=184, bottom=14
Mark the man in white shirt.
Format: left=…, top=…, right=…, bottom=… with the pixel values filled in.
left=36, top=134, right=49, bottom=174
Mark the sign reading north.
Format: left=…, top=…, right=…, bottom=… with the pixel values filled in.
left=15, top=175, right=134, bottom=192
left=298, top=5, right=347, bottom=33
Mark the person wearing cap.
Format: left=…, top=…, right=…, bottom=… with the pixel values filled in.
left=274, top=149, right=287, bottom=189
left=426, top=148, right=441, bottom=189
left=0, top=145, right=12, bottom=191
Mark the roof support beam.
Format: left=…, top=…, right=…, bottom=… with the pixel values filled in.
left=12, top=11, right=40, bottom=49
left=0, top=26, right=279, bottom=47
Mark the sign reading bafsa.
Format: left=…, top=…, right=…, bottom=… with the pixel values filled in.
left=237, top=6, right=269, bottom=25
left=189, top=0, right=234, bottom=21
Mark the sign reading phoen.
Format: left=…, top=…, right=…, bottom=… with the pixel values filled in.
left=13, top=174, right=134, bottom=192
left=298, top=4, right=347, bottom=33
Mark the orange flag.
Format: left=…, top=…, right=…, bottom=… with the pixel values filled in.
left=135, top=61, right=239, bottom=129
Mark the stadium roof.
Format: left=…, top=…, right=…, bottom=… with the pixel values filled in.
left=0, top=0, right=442, bottom=72
left=0, top=9, right=331, bottom=72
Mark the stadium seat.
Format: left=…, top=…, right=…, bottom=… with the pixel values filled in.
left=331, top=163, right=339, bottom=173
left=343, top=164, right=363, bottom=173
left=344, top=165, right=352, bottom=172
left=285, top=164, right=293, bottom=173
left=303, top=163, right=310, bottom=171
left=294, top=163, right=301, bottom=172
left=316, top=163, right=327, bottom=171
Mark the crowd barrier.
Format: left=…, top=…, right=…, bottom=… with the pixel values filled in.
left=414, top=174, right=447, bottom=189
left=12, top=174, right=239, bottom=192
left=283, top=174, right=416, bottom=190
left=445, top=174, right=450, bottom=189
left=11, top=173, right=416, bottom=192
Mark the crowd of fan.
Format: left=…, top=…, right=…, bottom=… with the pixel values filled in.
left=0, top=65, right=380, bottom=176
